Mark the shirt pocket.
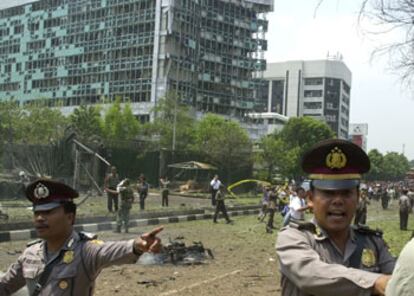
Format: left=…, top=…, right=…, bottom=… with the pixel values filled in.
left=48, top=264, right=78, bottom=295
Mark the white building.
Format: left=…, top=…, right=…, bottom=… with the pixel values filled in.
left=244, top=112, right=289, bottom=140
left=261, top=58, right=352, bottom=139
left=349, top=123, right=368, bottom=151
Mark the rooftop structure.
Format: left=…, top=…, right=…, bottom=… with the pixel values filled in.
left=260, top=59, right=352, bottom=139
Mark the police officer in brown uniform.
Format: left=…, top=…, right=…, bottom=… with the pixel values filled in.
left=0, top=179, right=163, bottom=296
left=276, top=139, right=396, bottom=296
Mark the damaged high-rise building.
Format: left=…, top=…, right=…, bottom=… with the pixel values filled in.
left=0, top=0, right=273, bottom=121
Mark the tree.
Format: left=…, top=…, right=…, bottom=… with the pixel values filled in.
left=193, top=114, right=252, bottom=180
left=277, top=117, right=335, bottom=180
left=0, top=100, right=23, bottom=145
left=382, top=152, right=410, bottom=180
left=256, top=134, right=297, bottom=181
left=366, top=149, right=410, bottom=180
left=366, top=149, right=384, bottom=180
left=69, top=105, right=103, bottom=142
left=103, top=98, right=140, bottom=143
left=145, top=91, right=196, bottom=151
left=358, top=0, right=414, bottom=83
left=19, top=101, right=68, bottom=144
left=279, top=117, right=335, bottom=151
left=0, top=100, right=23, bottom=169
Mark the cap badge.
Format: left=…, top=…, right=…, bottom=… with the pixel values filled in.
left=361, top=248, right=376, bottom=267
left=326, top=147, right=347, bottom=169
left=33, top=183, right=50, bottom=199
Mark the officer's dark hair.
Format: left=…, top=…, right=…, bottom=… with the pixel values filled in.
left=62, top=201, right=77, bottom=214
left=62, top=202, right=77, bottom=225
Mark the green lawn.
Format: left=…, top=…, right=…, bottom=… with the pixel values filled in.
left=363, top=199, right=413, bottom=256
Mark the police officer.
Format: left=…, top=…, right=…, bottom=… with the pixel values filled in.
left=354, top=189, right=369, bottom=225
left=276, top=139, right=395, bottom=296
left=116, top=178, right=134, bottom=233
left=104, top=166, right=120, bottom=212
left=399, top=188, right=410, bottom=231
left=213, top=184, right=233, bottom=224
left=137, top=174, right=149, bottom=210
left=159, top=176, right=170, bottom=207
left=0, top=179, right=163, bottom=296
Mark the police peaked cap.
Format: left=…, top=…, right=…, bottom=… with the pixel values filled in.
left=301, top=139, right=370, bottom=190
left=26, top=179, right=79, bottom=211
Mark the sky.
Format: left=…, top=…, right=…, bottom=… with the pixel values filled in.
left=1, top=0, right=413, bottom=160
left=267, top=0, right=414, bottom=160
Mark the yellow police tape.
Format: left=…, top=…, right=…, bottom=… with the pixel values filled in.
left=226, top=179, right=271, bottom=199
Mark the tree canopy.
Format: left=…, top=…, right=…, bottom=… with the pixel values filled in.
left=366, top=149, right=410, bottom=181
left=257, top=117, right=335, bottom=181
left=144, top=91, right=196, bottom=151
left=69, top=105, right=103, bottom=142
left=193, top=113, right=252, bottom=179
left=102, top=98, right=141, bottom=143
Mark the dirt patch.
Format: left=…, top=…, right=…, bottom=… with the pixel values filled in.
left=0, top=215, right=281, bottom=296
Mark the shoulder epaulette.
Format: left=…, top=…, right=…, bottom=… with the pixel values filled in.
left=78, top=231, right=98, bottom=241
left=289, top=221, right=317, bottom=234
left=26, top=239, right=42, bottom=247
left=353, top=224, right=383, bottom=237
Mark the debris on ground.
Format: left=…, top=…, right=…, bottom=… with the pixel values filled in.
left=137, top=236, right=214, bottom=266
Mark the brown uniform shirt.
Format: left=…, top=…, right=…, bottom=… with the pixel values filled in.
left=276, top=220, right=395, bottom=296
left=0, top=231, right=139, bottom=295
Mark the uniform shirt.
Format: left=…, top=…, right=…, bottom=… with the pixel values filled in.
left=215, top=190, right=225, bottom=201
left=399, top=194, right=410, bottom=211
left=106, top=173, right=120, bottom=190
left=160, top=179, right=170, bottom=189
left=268, top=192, right=277, bottom=210
left=289, top=196, right=306, bottom=220
left=386, top=238, right=414, bottom=296
left=0, top=231, right=139, bottom=296
left=118, top=186, right=134, bottom=208
left=276, top=220, right=395, bottom=296
left=210, top=179, right=221, bottom=190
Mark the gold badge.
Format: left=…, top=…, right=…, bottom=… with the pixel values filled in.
left=63, top=250, right=74, bottom=264
left=90, top=239, right=104, bottom=245
left=361, top=248, right=376, bottom=267
left=326, top=147, right=347, bottom=169
left=59, top=280, right=68, bottom=290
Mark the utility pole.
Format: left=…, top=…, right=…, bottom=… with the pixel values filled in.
left=172, top=3, right=182, bottom=155
left=172, top=92, right=177, bottom=152
left=402, top=143, right=405, bottom=155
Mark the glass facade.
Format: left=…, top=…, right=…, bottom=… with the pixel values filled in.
left=0, top=0, right=272, bottom=118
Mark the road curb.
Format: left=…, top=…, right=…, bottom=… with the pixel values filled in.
left=0, top=209, right=260, bottom=243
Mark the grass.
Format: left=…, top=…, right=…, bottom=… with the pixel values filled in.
left=363, top=199, right=413, bottom=256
